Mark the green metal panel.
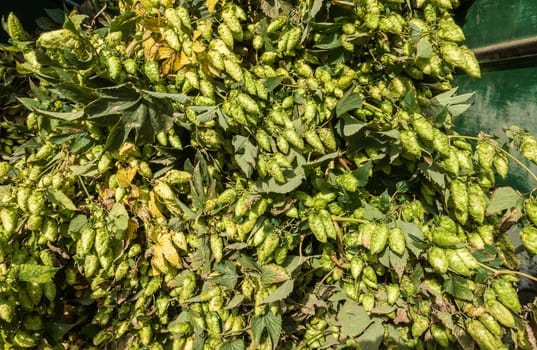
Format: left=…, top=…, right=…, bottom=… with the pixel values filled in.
left=454, top=67, right=537, bottom=139
left=462, top=0, right=537, bottom=47
left=454, top=1, right=537, bottom=193
left=455, top=1, right=537, bottom=294
left=455, top=68, right=537, bottom=193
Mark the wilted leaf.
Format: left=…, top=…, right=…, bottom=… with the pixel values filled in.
left=18, top=98, right=85, bottom=121
left=68, top=214, right=88, bottom=235
left=261, top=264, right=290, bottom=284
left=256, top=167, right=305, bottom=194
left=264, top=77, right=283, bottom=92
left=44, top=321, right=78, bottom=343
left=47, top=188, right=77, bottom=211
left=416, top=38, right=433, bottom=58
left=410, top=23, right=422, bottom=42
left=336, top=92, right=362, bottom=118
left=221, top=339, right=244, bottom=350
left=257, top=150, right=306, bottom=193
left=109, top=202, right=129, bottom=236
left=212, top=262, right=239, bottom=289
left=371, top=304, right=396, bottom=315
left=435, top=311, right=454, bottom=329
left=49, top=83, right=98, bottom=104
left=394, top=308, right=410, bottom=324
left=261, top=279, right=294, bottom=304
left=224, top=295, right=244, bottom=310
left=357, top=320, right=384, bottom=349
left=487, top=187, right=521, bottom=215
left=443, top=276, right=473, bottom=302
left=390, top=249, right=408, bottom=280
left=314, top=33, right=343, bottom=50
left=233, top=135, right=258, bottom=178
left=448, top=103, right=472, bottom=117
left=337, top=300, right=372, bottom=339
left=341, top=114, right=366, bottom=137
left=309, top=0, right=323, bottom=19
left=363, top=203, right=384, bottom=221
left=282, top=255, right=310, bottom=274
left=251, top=312, right=282, bottom=348
left=17, top=264, right=60, bottom=284
left=151, top=244, right=169, bottom=275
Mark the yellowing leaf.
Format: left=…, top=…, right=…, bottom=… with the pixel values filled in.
left=161, top=56, right=177, bottom=76
left=116, top=169, right=137, bottom=189
left=142, top=35, right=159, bottom=60
left=118, top=142, right=140, bottom=159
left=206, top=0, right=219, bottom=14
left=140, top=18, right=163, bottom=32
left=116, top=166, right=138, bottom=188
left=149, top=191, right=165, bottom=218
left=192, top=29, right=202, bottom=41
left=173, top=54, right=185, bottom=72
left=126, top=219, right=139, bottom=241
left=176, top=50, right=193, bottom=70
left=157, top=45, right=176, bottom=60
left=159, top=235, right=182, bottom=268
left=200, top=60, right=223, bottom=78
left=261, top=264, right=290, bottom=284
left=151, top=244, right=169, bottom=275
left=192, top=40, right=206, bottom=54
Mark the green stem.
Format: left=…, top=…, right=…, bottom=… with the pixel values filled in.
left=296, top=330, right=334, bottom=350
left=330, top=0, right=354, bottom=8
left=449, top=135, right=537, bottom=184
left=331, top=219, right=347, bottom=265
left=362, top=101, right=382, bottom=114
left=331, top=215, right=368, bottom=224
left=478, top=262, right=537, bottom=282
left=78, top=176, right=91, bottom=199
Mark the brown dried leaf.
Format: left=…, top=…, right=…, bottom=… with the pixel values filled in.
left=394, top=308, right=410, bottom=324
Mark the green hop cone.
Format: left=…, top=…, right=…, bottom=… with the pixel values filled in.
left=446, top=248, right=477, bottom=276
left=388, top=227, right=405, bottom=255
left=337, top=173, right=359, bottom=192
left=400, top=130, right=422, bottom=159
left=370, top=223, right=389, bottom=255
left=428, top=247, right=449, bottom=273
left=450, top=179, right=468, bottom=225
left=520, top=135, right=537, bottom=163
left=411, top=315, right=429, bottom=337
left=431, top=227, right=464, bottom=247
left=486, top=299, right=516, bottom=328
left=7, top=12, right=28, bottom=41
left=466, top=320, right=501, bottom=350
left=520, top=226, right=537, bottom=254
left=525, top=198, right=537, bottom=226
left=411, top=114, right=434, bottom=142
left=468, top=183, right=487, bottom=224
left=430, top=323, right=450, bottom=348
left=478, top=312, right=502, bottom=336
left=493, top=152, right=509, bottom=178
left=492, top=279, right=522, bottom=313
left=476, top=140, right=496, bottom=170
left=308, top=212, right=327, bottom=243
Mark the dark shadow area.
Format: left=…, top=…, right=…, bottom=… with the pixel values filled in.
left=0, top=0, right=68, bottom=43
left=453, top=0, right=475, bottom=28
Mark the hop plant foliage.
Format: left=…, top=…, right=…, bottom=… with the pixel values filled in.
left=0, top=0, right=536, bottom=349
